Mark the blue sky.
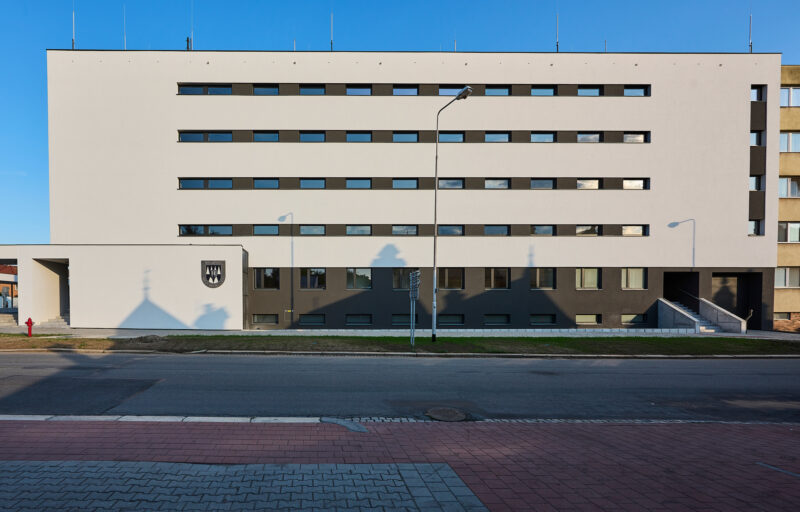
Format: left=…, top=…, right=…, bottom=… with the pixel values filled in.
left=2, top=0, right=798, bottom=244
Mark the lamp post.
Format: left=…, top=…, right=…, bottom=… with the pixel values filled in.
left=667, top=219, right=696, bottom=268
left=278, top=212, right=294, bottom=327
left=432, top=86, right=472, bottom=343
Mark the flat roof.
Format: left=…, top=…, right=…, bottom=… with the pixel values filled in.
left=45, top=49, right=783, bottom=55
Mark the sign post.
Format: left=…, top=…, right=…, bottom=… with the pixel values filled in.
left=408, top=270, right=421, bottom=348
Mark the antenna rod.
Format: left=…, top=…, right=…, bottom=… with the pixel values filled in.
left=330, top=12, right=333, bottom=52
left=604, top=39, right=607, bottom=52
left=556, top=13, right=559, bottom=53
left=123, top=4, right=127, bottom=50
left=293, top=39, right=296, bottom=51
left=454, top=39, right=457, bottom=52
left=190, top=0, right=194, bottom=50
left=72, top=0, right=76, bottom=50
left=749, top=13, right=753, bottom=53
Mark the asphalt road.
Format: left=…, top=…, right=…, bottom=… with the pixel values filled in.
left=0, top=353, right=798, bottom=421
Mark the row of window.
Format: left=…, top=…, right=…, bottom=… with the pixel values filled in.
left=781, top=132, right=800, bottom=152
left=779, top=222, right=800, bottom=242
left=179, top=224, right=650, bottom=237
left=253, top=312, right=647, bottom=327
left=177, top=130, right=651, bottom=144
left=178, top=177, right=650, bottom=191
left=253, top=267, right=648, bottom=291
left=776, top=267, right=800, bottom=288
left=779, top=177, right=800, bottom=198
left=780, top=87, right=800, bottom=107
left=179, top=83, right=651, bottom=97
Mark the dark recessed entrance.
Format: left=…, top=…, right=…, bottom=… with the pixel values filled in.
left=711, top=273, right=762, bottom=330
left=663, top=272, right=700, bottom=311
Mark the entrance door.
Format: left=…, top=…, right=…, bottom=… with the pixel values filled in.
left=663, top=272, right=699, bottom=311
left=711, top=272, right=761, bottom=329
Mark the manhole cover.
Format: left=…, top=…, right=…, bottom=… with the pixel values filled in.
left=425, top=407, right=467, bottom=422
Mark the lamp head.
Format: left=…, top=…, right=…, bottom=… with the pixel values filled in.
left=455, top=86, right=473, bottom=100
left=278, top=214, right=289, bottom=222
left=667, top=222, right=679, bottom=228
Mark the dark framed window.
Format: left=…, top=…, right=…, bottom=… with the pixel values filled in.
left=346, top=85, right=372, bottom=96
left=254, top=268, right=280, bottom=289
left=485, top=268, right=510, bottom=289
left=254, top=131, right=279, bottom=142
left=393, top=178, right=418, bottom=189
left=485, top=132, right=510, bottom=142
left=531, top=179, right=555, bottom=189
left=299, top=84, right=325, bottom=95
left=623, top=179, right=649, bottom=190
left=750, top=131, right=762, bottom=147
left=485, top=86, right=510, bottom=96
left=207, top=85, right=232, bottom=95
left=622, top=225, right=648, bottom=237
left=576, top=225, right=601, bottom=236
left=254, top=225, right=279, bottom=236
left=299, top=225, right=325, bottom=236
left=621, top=313, right=648, bottom=324
left=253, top=314, right=279, bottom=324
left=750, top=176, right=763, bottom=192
left=254, top=178, right=280, bottom=189
left=346, top=178, right=372, bottom=189
left=624, top=85, right=649, bottom=97
left=577, top=132, right=601, bottom=143
left=300, top=178, right=326, bottom=189
left=346, top=314, right=372, bottom=326
left=299, top=314, right=325, bottom=326
left=530, top=268, right=555, bottom=289
left=439, top=85, right=465, bottom=96
left=484, top=314, right=510, bottom=325
left=179, top=132, right=204, bottom=142
left=179, top=225, right=204, bottom=236
left=208, top=225, right=233, bottom=236
left=438, top=178, right=464, bottom=189
left=531, top=132, right=555, bottom=143
left=577, top=86, right=601, bottom=96
left=438, top=225, right=464, bottom=236
left=300, top=268, right=326, bottom=289
left=392, top=225, right=418, bottom=236
left=438, top=268, right=464, bottom=289
left=393, top=131, right=419, bottom=142
left=178, top=85, right=204, bottom=95
left=393, top=85, right=419, bottom=96
left=346, top=132, right=372, bottom=142
left=485, top=178, right=510, bottom=189
left=530, top=314, right=556, bottom=325
left=392, top=313, right=418, bottom=326
left=346, top=268, right=372, bottom=289
left=393, top=268, right=419, bottom=290
left=484, top=225, right=510, bottom=236
left=576, top=314, right=601, bottom=325
left=179, top=179, right=205, bottom=189
left=346, top=225, right=372, bottom=236
left=253, top=84, right=279, bottom=95
left=439, top=132, right=464, bottom=143
left=621, top=268, right=647, bottom=290
left=438, top=314, right=465, bottom=326
left=577, top=179, right=601, bottom=190
left=208, top=132, right=233, bottom=142
left=531, top=225, right=555, bottom=236
left=576, top=268, right=601, bottom=289
left=531, top=86, right=556, bottom=96
left=624, top=132, right=649, bottom=143
left=207, top=179, right=232, bottom=189
left=300, top=131, right=326, bottom=142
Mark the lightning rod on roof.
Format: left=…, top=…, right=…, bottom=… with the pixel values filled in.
left=72, top=0, right=76, bottom=50
left=749, top=12, right=753, bottom=53
left=123, top=4, right=127, bottom=50
left=330, top=12, right=333, bottom=52
left=556, top=12, right=559, bottom=53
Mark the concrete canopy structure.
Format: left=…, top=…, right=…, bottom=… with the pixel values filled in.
left=0, top=50, right=781, bottom=331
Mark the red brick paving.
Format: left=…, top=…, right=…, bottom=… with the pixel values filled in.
left=0, top=421, right=799, bottom=511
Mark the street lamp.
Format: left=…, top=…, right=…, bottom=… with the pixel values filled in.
left=278, top=212, right=295, bottom=327
left=667, top=219, right=696, bottom=268
left=432, top=86, right=472, bottom=343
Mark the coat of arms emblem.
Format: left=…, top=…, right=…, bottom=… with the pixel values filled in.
left=201, top=261, right=226, bottom=288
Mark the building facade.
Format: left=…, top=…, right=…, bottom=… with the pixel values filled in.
left=0, top=51, right=781, bottom=330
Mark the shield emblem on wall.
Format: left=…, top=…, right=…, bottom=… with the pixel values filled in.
left=201, top=261, right=226, bottom=288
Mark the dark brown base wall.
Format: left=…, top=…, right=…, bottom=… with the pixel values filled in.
left=243, top=267, right=774, bottom=331
left=773, top=312, right=800, bottom=332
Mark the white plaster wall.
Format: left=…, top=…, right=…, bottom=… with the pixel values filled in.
left=47, top=51, right=780, bottom=269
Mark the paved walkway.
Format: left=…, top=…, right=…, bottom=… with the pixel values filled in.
left=0, top=420, right=798, bottom=510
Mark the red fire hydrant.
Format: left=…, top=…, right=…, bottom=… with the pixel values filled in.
left=25, top=318, right=33, bottom=337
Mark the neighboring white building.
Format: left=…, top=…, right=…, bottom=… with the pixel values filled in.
left=0, top=50, right=780, bottom=330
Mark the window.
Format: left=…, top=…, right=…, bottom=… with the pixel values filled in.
left=531, top=132, right=555, bottom=143
left=623, top=132, right=648, bottom=143
left=299, top=225, right=325, bottom=236
left=749, top=176, right=762, bottom=192
left=393, top=178, right=418, bottom=189
left=346, top=178, right=372, bottom=189
left=779, top=177, right=800, bottom=197
left=346, top=84, right=372, bottom=96
left=576, top=268, right=600, bottom=289
left=207, top=85, right=232, bottom=95
left=623, top=179, right=649, bottom=190
left=530, top=267, right=556, bottom=290
left=577, top=132, right=601, bottom=143
left=624, top=85, right=649, bottom=97
left=531, top=225, right=555, bottom=236
left=774, top=312, right=791, bottom=320
left=346, top=132, right=372, bottom=142
left=300, top=131, right=325, bottom=142
left=438, top=225, right=464, bottom=236
left=576, top=225, right=601, bottom=236
left=622, top=225, right=647, bottom=237
left=577, top=179, right=600, bottom=190
left=393, top=268, right=419, bottom=290
left=485, top=86, right=510, bottom=96
left=254, top=84, right=279, bottom=95
left=300, top=268, right=326, bottom=289
left=207, top=132, right=233, bottom=142
left=484, top=314, right=510, bottom=325
left=179, top=225, right=204, bottom=236
left=750, top=131, right=763, bottom=147
left=780, top=132, right=800, bottom=152
left=485, top=268, right=510, bottom=289
left=530, top=314, right=556, bottom=325
left=439, top=132, right=464, bottom=143
left=576, top=314, right=601, bottom=325
left=438, top=268, right=464, bottom=289
left=750, top=86, right=763, bottom=101
left=621, top=314, right=647, bottom=324
left=346, top=314, right=372, bottom=326
left=485, top=132, right=510, bottom=142
left=299, top=84, right=325, bottom=95
left=779, top=222, right=800, bottom=242
left=254, top=225, right=279, bottom=236
left=207, top=179, right=232, bottom=189
left=299, top=314, right=325, bottom=326
left=484, top=225, right=510, bottom=236
left=300, top=178, right=326, bottom=189
left=531, top=179, right=555, bottom=189
left=577, top=86, right=601, bottom=96
left=254, top=178, right=279, bottom=189
left=179, top=132, right=204, bottom=142
left=781, top=87, right=800, bottom=107
left=254, top=131, right=279, bottom=142
left=438, top=178, right=464, bottom=189
left=748, top=220, right=763, bottom=236
left=393, top=131, right=419, bottom=142
left=775, top=267, right=800, bottom=288
left=346, top=225, right=372, bottom=236
left=621, top=268, right=647, bottom=289
left=392, top=314, right=418, bottom=326
left=531, top=86, right=556, bottom=96
left=178, top=85, right=204, bottom=95
left=438, top=314, right=465, bottom=326
left=179, top=179, right=204, bottom=189
left=207, top=225, right=232, bottom=236
left=346, top=268, right=372, bottom=289
left=392, top=225, right=418, bottom=236
left=254, top=268, right=280, bottom=289
left=253, top=314, right=279, bottom=324
left=439, top=85, right=465, bottom=96
left=393, top=85, right=419, bottom=96
left=485, top=178, right=510, bottom=189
